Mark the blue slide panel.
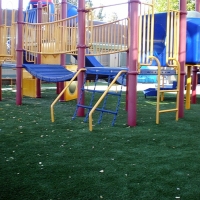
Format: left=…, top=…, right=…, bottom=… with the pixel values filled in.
left=153, top=13, right=167, bottom=66
left=153, top=12, right=200, bottom=65
left=186, top=18, right=200, bottom=64
left=85, top=56, right=104, bottom=68
left=23, top=64, right=75, bottom=82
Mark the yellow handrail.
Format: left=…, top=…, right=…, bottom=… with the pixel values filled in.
left=149, top=56, right=162, bottom=124
left=88, top=70, right=127, bottom=131
left=50, top=68, right=86, bottom=122
left=149, top=56, right=180, bottom=124
left=167, top=57, right=180, bottom=121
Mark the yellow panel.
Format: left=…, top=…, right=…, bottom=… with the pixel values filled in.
left=23, top=79, right=37, bottom=98
left=64, top=81, right=77, bottom=101
left=66, top=65, right=78, bottom=72
left=64, top=65, right=78, bottom=101
left=41, top=54, right=60, bottom=64
left=23, top=69, right=33, bottom=79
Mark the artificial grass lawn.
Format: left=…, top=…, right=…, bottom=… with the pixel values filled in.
left=0, top=87, right=200, bottom=199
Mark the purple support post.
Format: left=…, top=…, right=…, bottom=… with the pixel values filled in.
left=197, top=0, right=200, bottom=10
left=191, top=0, right=200, bottom=104
left=178, top=0, right=187, bottom=117
left=0, top=64, right=2, bottom=101
left=36, top=1, right=42, bottom=98
left=16, top=0, right=24, bottom=105
left=77, top=0, right=85, bottom=117
left=59, top=0, right=67, bottom=101
left=0, top=0, right=2, bottom=101
left=0, top=0, right=2, bottom=25
left=126, top=3, right=131, bottom=112
left=127, top=0, right=139, bottom=126
left=191, top=68, right=198, bottom=104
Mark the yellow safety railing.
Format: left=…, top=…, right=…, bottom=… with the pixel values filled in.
left=0, top=9, right=17, bottom=62
left=166, top=10, right=180, bottom=65
left=50, top=68, right=86, bottom=123
left=23, top=15, right=78, bottom=60
left=89, top=70, right=127, bottom=131
left=52, top=3, right=62, bottom=21
left=67, top=0, right=77, bottom=6
left=0, top=25, right=9, bottom=56
left=42, top=5, right=50, bottom=23
left=138, top=0, right=155, bottom=66
left=87, top=18, right=129, bottom=55
left=23, top=2, right=129, bottom=58
left=149, top=56, right=180, bottom=124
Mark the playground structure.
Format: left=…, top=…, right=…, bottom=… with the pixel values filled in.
left=1, top=0, right=200, bottom=130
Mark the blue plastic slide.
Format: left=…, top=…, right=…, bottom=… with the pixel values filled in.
left=153, top=11, right=200, bottom=66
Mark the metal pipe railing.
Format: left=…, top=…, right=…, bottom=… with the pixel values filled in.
left=88, top=70, right=127, bottom=131
left=50, top=68, right=86, bottom=122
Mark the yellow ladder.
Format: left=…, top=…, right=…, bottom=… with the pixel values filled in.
left=157, top=58, right=180, bottom=124
left=150, top=56, right=180, bottom=124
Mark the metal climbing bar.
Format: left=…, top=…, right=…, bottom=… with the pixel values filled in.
left=50, top=68, right=86, bottom=123
left=138, top=0, right=155, bottom=66
left=89, top=70, right=127, bottom=131
left=72, top=71, right=125, bottom=124
left=149, top=56, right=180, bottom=124
left=97, top=73, right=126, bottom=125
left=82, top=74, right=99, bottom=122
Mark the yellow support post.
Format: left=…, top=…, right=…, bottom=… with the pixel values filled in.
left=185, top=65, right=192, bottom=109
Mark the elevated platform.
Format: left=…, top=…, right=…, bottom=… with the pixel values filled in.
left=140, top=69, right=176, bottom=75
left=85, top=67, right=127, bottom=75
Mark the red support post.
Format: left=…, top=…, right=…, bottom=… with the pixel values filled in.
left=36, top=1, right=42, bottom=98
left=197, top=0, right=200, bottom=10
left=127, top=0, right=139, bottom=126
left=0, top=0, right=2, bottom=25
left=126, top=3, right=131, bottom=112
left=0, top=0, right=2, bottom=101
left=77, top=0, right=85, bottom=117
left=0, top=65, right=2, bottom=101
left=191, top=67, right=198, bottom=104
left=178, top=0, right=187, bottom=118
left=16, top=0, right=24, bottom=105
left=59, top=0, right=67, bottom=101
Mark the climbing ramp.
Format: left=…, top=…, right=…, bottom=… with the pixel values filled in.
left=72, top=67, right=127, bottom=131
left=50, top=67, right=127, bottom=131
left=22, top=64, right=75, bottom=82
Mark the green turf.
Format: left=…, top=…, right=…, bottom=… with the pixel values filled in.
left=0, top=88, right=200, bottom=200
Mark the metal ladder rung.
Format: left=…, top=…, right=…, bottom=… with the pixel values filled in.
left=77, top=104, right=117, bottom=115
left=83, top=89, right=121, bottom=96
left=159, top=89, right=179, bottom=93
left=159, top=108, right=178, bottom=113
